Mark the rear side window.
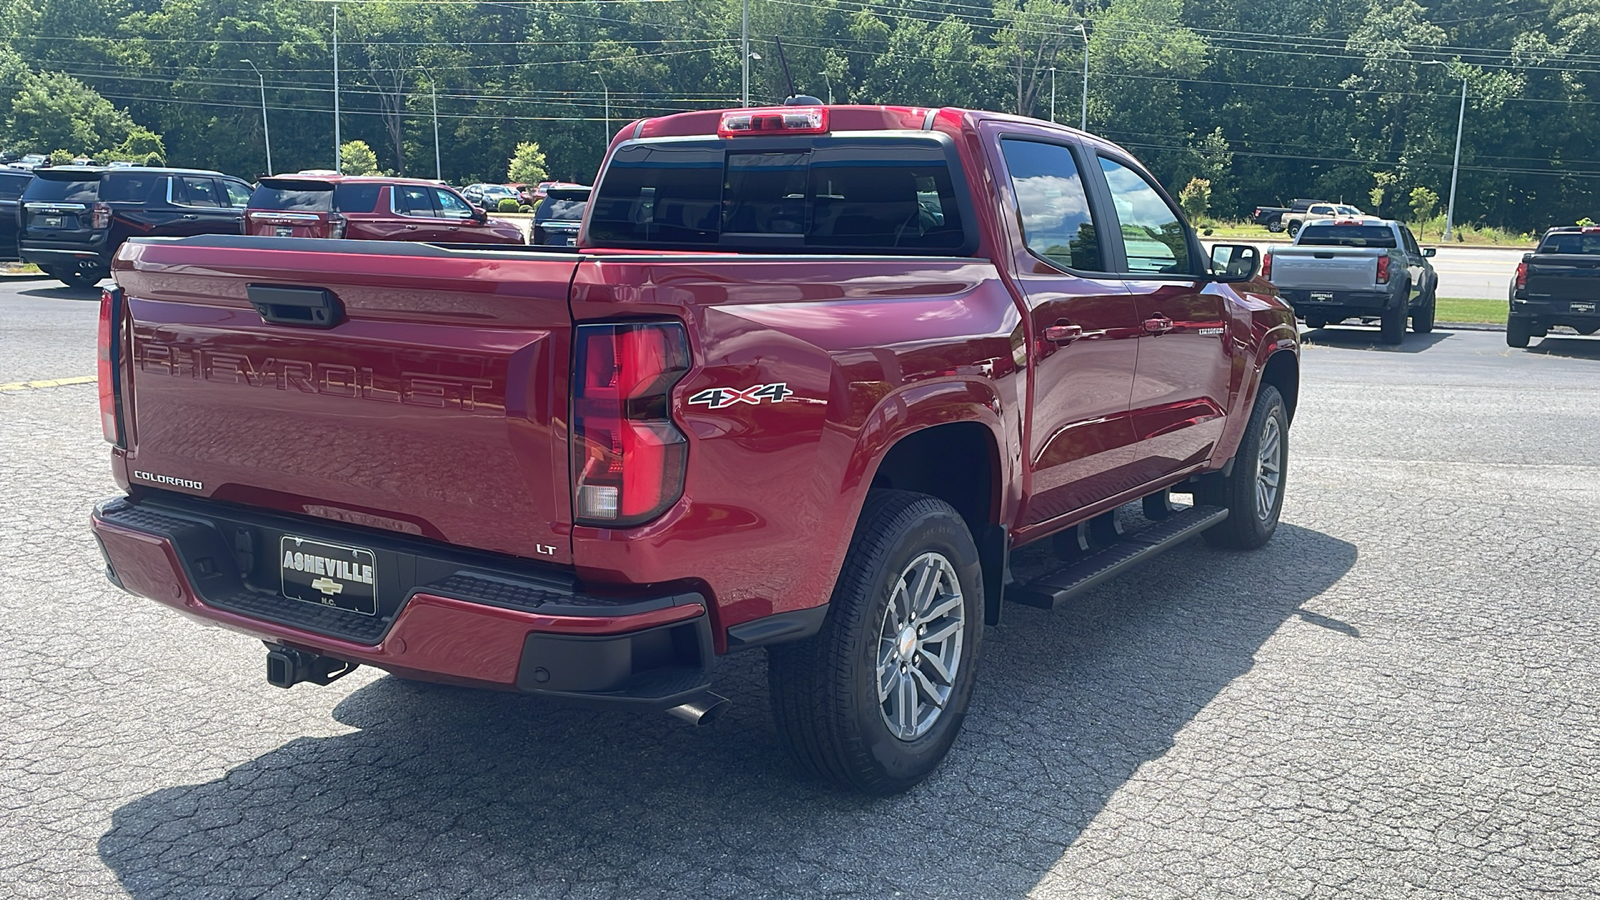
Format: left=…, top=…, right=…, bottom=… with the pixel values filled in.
left=587, top=137, right=970, bottom=254
left=101, top=172, right=160, bottom=203
left=0, top=173, right=29, bottom=200
left=250, top=181, right=335, bottom=211
left=1000, top=139, right=1102, bottom=272
left=333, top=183, right=381, bottom=213
left=22, top=175, right=99, bottom=203
left=1537, top=232, right=1600, bottom=255
left=1298, top=225, right=1397, bottom=248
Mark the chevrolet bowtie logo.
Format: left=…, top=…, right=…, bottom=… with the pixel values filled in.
left=310, top=577, right=344, bottom=596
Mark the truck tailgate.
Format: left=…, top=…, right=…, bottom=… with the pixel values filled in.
left=1270, top=248, right=1381, bottom=291
left=113, top=237, right=578, bottom=563
left=1525, top=256, right=1600, bottom=301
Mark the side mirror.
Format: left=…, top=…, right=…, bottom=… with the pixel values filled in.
left=473, top=207, right=488, bottom=223
left=1208, top=243, right=1261, bottom=282
left=1423, top=247, right=1437, bottom=257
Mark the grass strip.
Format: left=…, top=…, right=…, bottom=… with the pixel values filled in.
left=1436, top=298, right=1507, bottom=324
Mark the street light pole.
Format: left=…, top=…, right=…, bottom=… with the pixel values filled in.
left=1444, top=75, right=1467, bottom=241
left=1078, top=20, right=1089, bottom=131
left=415, top=66, right=440, bottom=181
left=741, top=0, right=750, bottom=107
left=332, top=5, right=341, bottom=172
left=241, top=58, right=272, bottom=175
left=1049, top=66, right=1056, bottom=123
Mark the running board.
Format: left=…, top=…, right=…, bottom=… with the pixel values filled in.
left=1009, top=505, right=1228, bottom=610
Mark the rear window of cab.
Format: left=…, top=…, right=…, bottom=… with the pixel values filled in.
left=587, top=136, right=973, bottom=255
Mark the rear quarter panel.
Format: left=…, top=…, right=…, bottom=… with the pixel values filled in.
left=568, top=256, right=1023, bottom=641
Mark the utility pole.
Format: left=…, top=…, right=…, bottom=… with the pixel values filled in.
left=1444, top=75, right=1467, bottom=241
left=241, top=58, right=272, bottom=175
left=593, top=71, right=610, bottom=146
left=415, top=66, right=440, bottom=181
left=741, top=0, right=750, bottom=107
left=1049, top=67, right=1056, bottom=123
left=332, top=5, right=341, bottom=172
left=1078, top=20, right=1089, bottom=131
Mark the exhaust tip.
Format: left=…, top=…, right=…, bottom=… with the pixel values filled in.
left=666, top=691, right=730, bottom=726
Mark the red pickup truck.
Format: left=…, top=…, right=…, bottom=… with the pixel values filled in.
left=91, top=104, right=1298, bottom=794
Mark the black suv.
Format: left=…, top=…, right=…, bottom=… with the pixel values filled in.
left=1, top=167, right=33, bottom=261
left=531, top=183, right=590, bottom=246
left=18, top=166, right=253, bottom=287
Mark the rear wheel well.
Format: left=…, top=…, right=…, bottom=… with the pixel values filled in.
left=1260, top=350, right=1299, bottom=425
left=869, top=423, right=997, bottom=539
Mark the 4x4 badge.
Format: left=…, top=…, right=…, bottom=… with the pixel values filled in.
left=688, top=382, right=792, bottom=410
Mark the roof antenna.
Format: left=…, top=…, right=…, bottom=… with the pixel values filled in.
left=774, top=38, right=823, bottom=106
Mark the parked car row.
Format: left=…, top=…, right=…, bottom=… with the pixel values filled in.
left=4, top=164, right=593, bottom=287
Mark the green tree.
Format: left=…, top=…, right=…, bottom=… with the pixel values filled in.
left=48, top=149, right=74, bottom=165
left=1179, top=177, right=1212, bottom=223
left=507, top=141, right=549, bottom=185
left=1409, top=186, right=1440, bottom=222
left=340, top=140, right=382, bottom=175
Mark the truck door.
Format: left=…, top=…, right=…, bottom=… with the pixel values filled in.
left=991, top=134, right=1142, bottom=530
left=1090, top=153, right=1232, bottom=483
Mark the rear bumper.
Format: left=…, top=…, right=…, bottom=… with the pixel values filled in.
left=1278, top=287, right=1397, bottom=316
left=91, top=495, right=715, bottom=707
left=20, top=239, right=110, bottom=268
left=1513, top=296, right=1600, bottom=328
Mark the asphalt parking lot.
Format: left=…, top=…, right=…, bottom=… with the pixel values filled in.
left=3, top=279, right=1598, bottom=898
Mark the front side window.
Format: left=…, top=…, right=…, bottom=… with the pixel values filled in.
left=433, top=188, right=474, bottom=218
left=222, top=180, right=252, bottom=208
left=999, top=139, right=1102, bottom=272
left=1098, top=157, right=1190, bottom=275
left=395, top=185, right=436, bottom=217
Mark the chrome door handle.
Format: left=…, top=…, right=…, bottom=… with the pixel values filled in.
left=1043, top=323, right=1083, bottom=343
left=181, top=214, right=199, bottom=220
left=1143, top=315, right=1174, bottom=335
left=405, top=224, right=419, bottom=230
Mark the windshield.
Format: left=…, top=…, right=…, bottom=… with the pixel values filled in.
left=1297, top=224, right=1396, bottom=248
left=21, top=173, right=100, bottom=203
left=588, top=137, right=970, bottom=254
left=250, top=180, right=335, bottom=211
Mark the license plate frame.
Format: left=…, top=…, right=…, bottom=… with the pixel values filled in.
left=1309, top=291, right=1334, bottom=302
left=274, top=226, right=295, bottom=237
left=279, top=536, right=378, bottom=616
left=42, top=216, right=62, bottom=228
left=1572, top=301, right=1597, bottom=314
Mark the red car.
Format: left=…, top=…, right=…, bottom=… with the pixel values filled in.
left=94, top=105, right=1296, bottom=794
left=243, top=175, right=524, bottom=244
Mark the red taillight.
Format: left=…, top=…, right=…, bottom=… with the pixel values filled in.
left=1514, top=261, right=1528, bottom=290
left=1376, top=255, right=1390, bottom=284
left=92, top=201, right=111, bottom=230
left=328, top=213, right=347, bottom=239
left=571, top=322, right=691, bottom=527
left=718, top=106, right=828, bottom=137
left=1261, top=251, right=1273, bottom=282
left=97, top=287, right=125, bottom=446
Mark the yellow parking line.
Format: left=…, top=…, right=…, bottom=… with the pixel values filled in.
left=0, top=375, right=98, bottom=393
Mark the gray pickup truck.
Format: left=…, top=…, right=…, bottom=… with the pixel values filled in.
left=1264, top=217, right=1438, bottom=344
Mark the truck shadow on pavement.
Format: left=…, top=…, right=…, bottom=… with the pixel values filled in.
left=1525, top=335, right=1600, bottom=360
left=19, top=283, right=104, bottom=300
left=1299, top=326, right=1452, bottom=353
left=98, top=523, right=1356, bottom=899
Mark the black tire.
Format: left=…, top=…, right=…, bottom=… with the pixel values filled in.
left=1287, top=220, right=1301, bottom=238
left=1267, top=220, right=1285, bottom=234
left=768, top=490, right=984, bottom=795
left=1412, top=280, right=1436, bottom=334
left=1506, top=316, right=1531, bottom=349
left=57, top=263, right=106, bottom=289
left=1380, top=289, right=1407, bottom=345
left=1198, top=384, right=1287, bottom=550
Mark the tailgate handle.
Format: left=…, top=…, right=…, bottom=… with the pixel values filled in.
left=247, top=284, right=343, bottom=329
left=1314, top=252, right=1335, bottom=259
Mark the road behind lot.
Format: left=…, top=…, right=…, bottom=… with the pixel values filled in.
left=2, top=281, right=1597, bottom=898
